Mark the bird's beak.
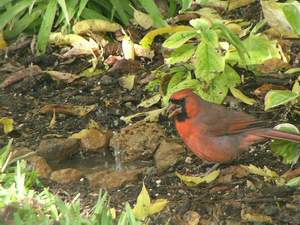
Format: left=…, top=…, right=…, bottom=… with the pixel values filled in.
left=167, top=103, right=182, bottom=118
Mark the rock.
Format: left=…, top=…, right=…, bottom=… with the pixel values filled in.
left=27, top=155, right=52, bottom=178
left=37, top=138, right=80, bottom=162
left=50, top=168, right=83, bottom=184
left=81, top=129, right=111, bottom=151
left=182, top=211, right=201, bottom=225
left=87, top=169, right=142, bottom=189
left=110, top=121, right=165, bottom=162
left=154, top=140, right=185, bottom=173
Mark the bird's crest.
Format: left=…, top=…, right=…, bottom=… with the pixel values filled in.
left=170, top=88, right=194, bottom=100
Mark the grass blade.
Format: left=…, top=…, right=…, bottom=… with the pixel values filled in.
left=37, top=0, right=57, bottom=53
left=0, top=0, right=33, bottom=30
left=137, top=0, right=167, bottom=27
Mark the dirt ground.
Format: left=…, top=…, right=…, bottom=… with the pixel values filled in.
left=1, top=2, right=300, bottom=225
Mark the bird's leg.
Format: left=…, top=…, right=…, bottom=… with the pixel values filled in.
left=200, top=161, right=220, bottom=175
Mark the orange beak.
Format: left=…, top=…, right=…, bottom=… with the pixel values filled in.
left=167, top=103, right=182, bottom=118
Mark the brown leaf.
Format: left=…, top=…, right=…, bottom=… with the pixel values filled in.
left=0, top=65, right=42, bottom=88
left=40, top=104, right=96, bottom=117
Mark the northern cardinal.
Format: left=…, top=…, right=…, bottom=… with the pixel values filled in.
left=167, top=89, right=300, bottom=163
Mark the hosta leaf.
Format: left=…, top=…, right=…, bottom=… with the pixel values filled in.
left=194, top=41, right=225, bottom=82
left=165, top=44, right=196, bottom=65
left=271, top=123, right=300, bottom=165
left=265, top=90, right=299, bottom=110
left=163, top=30, right=197, bottom=49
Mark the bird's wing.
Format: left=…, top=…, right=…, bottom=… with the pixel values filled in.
left=198, top=103, right=270, bottom=136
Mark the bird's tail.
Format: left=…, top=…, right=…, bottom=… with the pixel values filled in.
left=258, top=129, right=300, bottom=143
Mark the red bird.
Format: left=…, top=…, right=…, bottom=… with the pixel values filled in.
left=168, top=89, right=300, bottom=163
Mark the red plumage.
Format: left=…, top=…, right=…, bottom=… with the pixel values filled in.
left=168, top=89, right=300, bottom=163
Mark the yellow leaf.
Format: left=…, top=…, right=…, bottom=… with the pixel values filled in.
left=132, top=7, right=153, bottom=29
left=149, top=199, right=168, bottom=215
left=110, top=208, right=116, bottom=219
left=121, top=108, right=166, bottom=124
left=138, top=94, right=161, bottom=108
left=73, top=19, right=121, bottom=34
left=0, top=32, right=7, bottom=49
left=230, top=87, right=256, bottom=105
left=118, top=75, right=135, bottom=91
left=133, top=183, right=151, bottom=220
left=140, top=26, right=193, bottom=48
left=176, top=170, right=220, bottom=187
left=0, top=117, right=14, bottom=134
left=241, top=164, right=278, bottom=177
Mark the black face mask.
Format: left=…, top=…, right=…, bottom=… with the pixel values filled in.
left=170, top=98, right=189, bottom=122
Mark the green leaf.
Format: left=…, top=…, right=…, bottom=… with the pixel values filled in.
left=194, top=40, right=225, bottom=82
left=264, top=90, right=299, bottom=110
left=271, top=123, right=300, bottom=165
left=163, top=30, right=197, bottom=49
left=0, top=0, right=33, bottom=30
left=4, top=7, right=43, bottom=40
left=165, top=44, right=196, bottom=64
left=137, top=0, right=167, bottom=27
left=190, top=18, right=210, bottom=31
left=226, top=34, right=281, bottom=66
left=283, top=3, right=300, bottom=36
left=37, top=0, right=58, bottom=53
left=77, top=0, right=89, bottom=19
left=57, top=0, right=70, bottom=25
left=230, top=87, right=256, bottom=105
left=180, top=0, right=193, bottom=12
left=286, top=176, right=300, bottom=187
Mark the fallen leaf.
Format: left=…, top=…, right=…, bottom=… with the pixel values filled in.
left=241, top=209, right=273, bottom=223
left=241, top=164, right=284, bottom=185
left=40, top=104, right=96, bottom=117
left=118, top=75, right=135, bottom=90
left=0, top=31, right=7, bottom=49
left=134, top=44, right=154, bottom=59
left=122, top=35, right=135, bottom=60
left=73, top=19, right=121, bottom=34
left=121, top=108, right=165, bottom=124
left=230, top=87, right=256, bottom=105
left=149, top=199, right=169, bottom=215
left=132, top=7, right=153, bottom=29
left=0, top=117, right=14, bottom=134
left=286, top=176, right=300, bottom=187
left=46, top=70, right=81, bottom=83
left=133, top=183, right=151, bottom=220
left=0, top=65, right=42, bottom=88
left=253, top=84, right=286, bottom=98
left=176, top=170, right=220, bottom=186
left=257, top=58, right=289, bottom=73
left=138, top=94, right=161, bottom=108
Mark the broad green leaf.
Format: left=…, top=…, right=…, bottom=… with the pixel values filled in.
left=180, top=0, right=193, bottom=12
left=286, top=176, right=300, bottom=187
left=195, top=66, right=240, bottom=104
left=165, top=44, right=196, bottom=65
left=133, top=183, right=151, bottom=220
left=163, top=30, right=197, bottom=49
left=194, top=41, right=225, bottom=82
left=283, top=3, right=300, bottom=36
left=264, top=90, right=299, bottom=110
left=0, top=0, right=33, bottom=30
left=190, top=18, right=210, bottom=31
left=137, top=0, right=167, bottom=27
left=230, top=87, right=256, bottom=105
left=176, top=170, right=220, bottom=186
left=271, top=123, right=300, bottom=165
left=37, top=0, right=58, bottom=53
left=226, top=34, right=281, bottom=66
